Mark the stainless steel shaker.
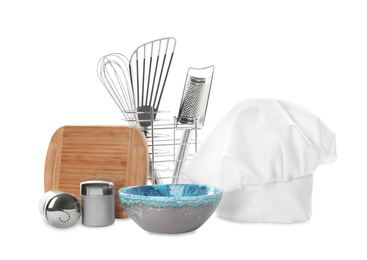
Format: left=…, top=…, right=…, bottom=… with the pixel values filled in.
left=80, top=178, right=115, bottom=227
left=39, top=190, right=81, bottom=228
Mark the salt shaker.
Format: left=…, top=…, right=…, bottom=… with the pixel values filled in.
left=39, top=190, right=81, bottom=228
left=80, top=178, right=115, bottom=227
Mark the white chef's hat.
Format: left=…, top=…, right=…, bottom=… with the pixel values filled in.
left=179, top=99, right=336, bottom=223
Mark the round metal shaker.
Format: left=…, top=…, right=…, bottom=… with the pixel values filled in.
left=39, top=190, right=81, bottom=228
left=80, top=178, right=115, bottom=227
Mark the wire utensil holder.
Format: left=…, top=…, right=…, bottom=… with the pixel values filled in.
left=123, top=108, right=200, bottom=184
left=122, top=64, right=214, bottom=185
left=97, top=38, right=212, bottom=184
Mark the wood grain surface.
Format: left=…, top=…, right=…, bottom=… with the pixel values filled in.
left=44, top=125, right=148, bottom=218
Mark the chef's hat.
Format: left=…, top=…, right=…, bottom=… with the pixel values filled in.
left=179, top=99, right=336, bottom=223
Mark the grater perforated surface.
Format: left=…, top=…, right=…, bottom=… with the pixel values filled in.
left=178, top=76, right=212, bottom=125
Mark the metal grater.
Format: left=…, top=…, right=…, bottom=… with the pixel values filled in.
left=178, top=76, right=211, bottom=126
left=172, top=66, right=214, bottom=183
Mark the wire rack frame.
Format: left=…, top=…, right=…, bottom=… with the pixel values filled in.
left=123, top=107, right=200, bottom=185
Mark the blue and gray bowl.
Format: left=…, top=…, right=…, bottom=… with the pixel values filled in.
left=118, top=184, right=222, bottom=234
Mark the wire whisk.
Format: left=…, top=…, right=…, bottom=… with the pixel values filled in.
left=97, top=53, right=138, bottom=128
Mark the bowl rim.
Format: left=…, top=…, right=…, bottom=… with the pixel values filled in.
left=118, top=184, right=222, bottom=202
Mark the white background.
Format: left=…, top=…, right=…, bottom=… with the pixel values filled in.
left=1, top=0, right=366, bottom=259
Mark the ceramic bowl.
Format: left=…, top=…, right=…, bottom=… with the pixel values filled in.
left=118, top=184, right=222, bottom=234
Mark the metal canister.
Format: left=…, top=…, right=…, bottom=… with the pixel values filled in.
left=39, top=190, right=81, bottom=228
left=80, top=178, right=115, bottom=227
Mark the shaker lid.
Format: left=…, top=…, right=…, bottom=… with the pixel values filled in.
left=80, top=178, right=114, bottom=196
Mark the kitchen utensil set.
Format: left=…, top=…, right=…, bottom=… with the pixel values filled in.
left=41, top=37, right=218, bottom=233
left=40, top=37, right=336, bottom=231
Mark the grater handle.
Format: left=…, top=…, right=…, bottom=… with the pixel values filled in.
left=172, top=128, right=191, bottom=184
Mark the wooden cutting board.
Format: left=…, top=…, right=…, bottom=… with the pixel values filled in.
left=44, top=125, right=148, bottom=218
